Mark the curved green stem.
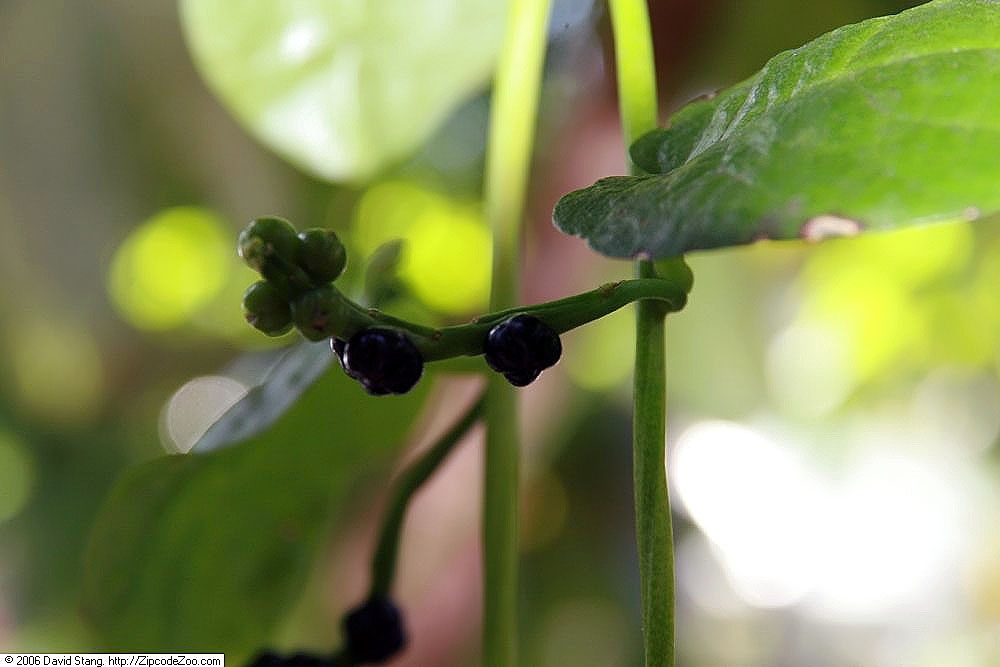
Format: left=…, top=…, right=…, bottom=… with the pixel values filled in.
left=302, top=278, right=688, bottom=362
left=369, top=395, right=485, bottom=598
left=608, top=0, right=680, bottom=665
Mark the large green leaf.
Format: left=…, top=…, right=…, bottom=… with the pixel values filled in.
left=180, top=0, right=507, bottom=182
left=81, top=367, right=428, bottom=654
left=554, top=0, right=1000, bottom=259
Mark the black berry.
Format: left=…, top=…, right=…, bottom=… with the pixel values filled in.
left=297, top=228, right=347, bottom=285
left=242, top=281, right=292, bottom=336
left=483, top=314, right=561, bottom=386
left=246, top=651, right=283, bottom=667
left=342, top=328, right=423, bottom=395
left=342, top=596, right=406, bottom=664
left=245, top=651, right=334, bottom=667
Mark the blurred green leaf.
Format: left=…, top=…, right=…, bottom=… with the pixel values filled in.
left=180, top=0, right=508, bottom=182
left=82, top=368, right=428, bottom=653
left=363, top=239, right=408, bottom=307
left=554, top=0, right=1000, bottom=259
left=193, top=342, right=333, bottom=453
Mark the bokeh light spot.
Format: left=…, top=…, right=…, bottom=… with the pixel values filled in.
left=401, top=211, right=491, bottom=313
left=766, top=322, right=854, bottom=418
left=160, top=375, right=248, bottom=453
left=109, top=207, right=231, bottom=330
left=354, top=181, right=490, bottom=314
left=6, top=317, right=105, bottom=424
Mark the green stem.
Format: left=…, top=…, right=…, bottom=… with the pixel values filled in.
left=482, top=0, right=551, bottom=664
left=632, top=259, right=675, bottom=667
left=369, top=395, right=485, bottom=598
left=608, top=1, right=678, bottom=665
left=300, top=278, right=688, bottom=361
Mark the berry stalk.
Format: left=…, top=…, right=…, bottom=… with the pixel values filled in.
left=369, top=394, right=484, bottom=598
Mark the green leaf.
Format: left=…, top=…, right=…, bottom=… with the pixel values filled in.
left=180, top=0, right=508, bottom=182
left=554, top=0, right=1000, bottom=259
left=193, top=342, right=332, bottom=453
left=81, top=368, right=428, bottom=654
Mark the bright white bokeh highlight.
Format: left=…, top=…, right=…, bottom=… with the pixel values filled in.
left=672, top=419, right=971, bottom=620
left=161, top=375, right=248, bottom=453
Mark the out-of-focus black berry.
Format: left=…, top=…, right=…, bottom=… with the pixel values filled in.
left=297, top=228, right=347, bottom=285
left=238, top=216, right=301, bottom=273
left=246, top=651, right=283, bottom=667
left=483, top=314, right=561, bottom=386
left=342, top=328, right=423, bottom=395
left=291, top=286, right=347, bottom=341
left=284, top=653, right=332, bottom=667
left=342, top=595, right=407, bottom=664
left=242, top=281, right=292, bottom=336
left=245, top=651, right=334, bottom=667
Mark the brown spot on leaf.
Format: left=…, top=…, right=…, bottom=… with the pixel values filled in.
left=800, top=215, right=863, bottom=242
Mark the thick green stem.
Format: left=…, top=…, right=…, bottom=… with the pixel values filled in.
left=608, top=0, right=677, bottom=665
left=482, top=1, right=551, bottom=665
left=632, top=260, right=675, bottom=667
left=369, top=396, right=485, bottom=598
left=303, top=278, right=687, bottom=361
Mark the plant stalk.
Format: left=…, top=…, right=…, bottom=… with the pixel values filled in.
left=369, top=395, right=485, bottom=599
left=482, top=1, right=551, bottom=665
left=608, top=0, right=677, bottom=665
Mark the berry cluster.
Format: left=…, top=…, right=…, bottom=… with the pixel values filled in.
left=484, top=314, right=562, bottom=386
left=238, top=216, right=347, bottom=339
left=238, top=217, right=425, bottom=395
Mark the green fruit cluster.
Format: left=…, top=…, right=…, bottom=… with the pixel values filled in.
left=238, top=216, right=348, bottom=339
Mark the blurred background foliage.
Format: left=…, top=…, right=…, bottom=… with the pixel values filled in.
left=1, top=0, right=999, bottom=664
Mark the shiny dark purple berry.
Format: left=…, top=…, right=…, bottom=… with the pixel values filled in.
left=342, top=328, right=423, bottom=395
left=483, top=314, right=561, bottom=386
left=503, top=368, right=541, bottom=387
left=342, top=596, right=406, bottom=664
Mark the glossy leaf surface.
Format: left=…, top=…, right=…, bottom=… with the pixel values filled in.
left=181, top=0, right=507, bottom=182
left=554, top=0, right=1000, bottom=259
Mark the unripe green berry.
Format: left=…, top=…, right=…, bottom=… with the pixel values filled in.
left=297, top=228, right=347, bottom=285
left=291, top=285, right=350, bottom=341
left=242, top=281, right=292, bottom=336
left=237, top=216, right=302, bottom=273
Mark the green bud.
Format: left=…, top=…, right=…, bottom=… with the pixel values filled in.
left=291, top=285, right=350, bottom=341
left=237, top=216, right=302, bottom=273
left=297, top=228, right=347, bottom=285
left=242, top=281, right=292, bottom=336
